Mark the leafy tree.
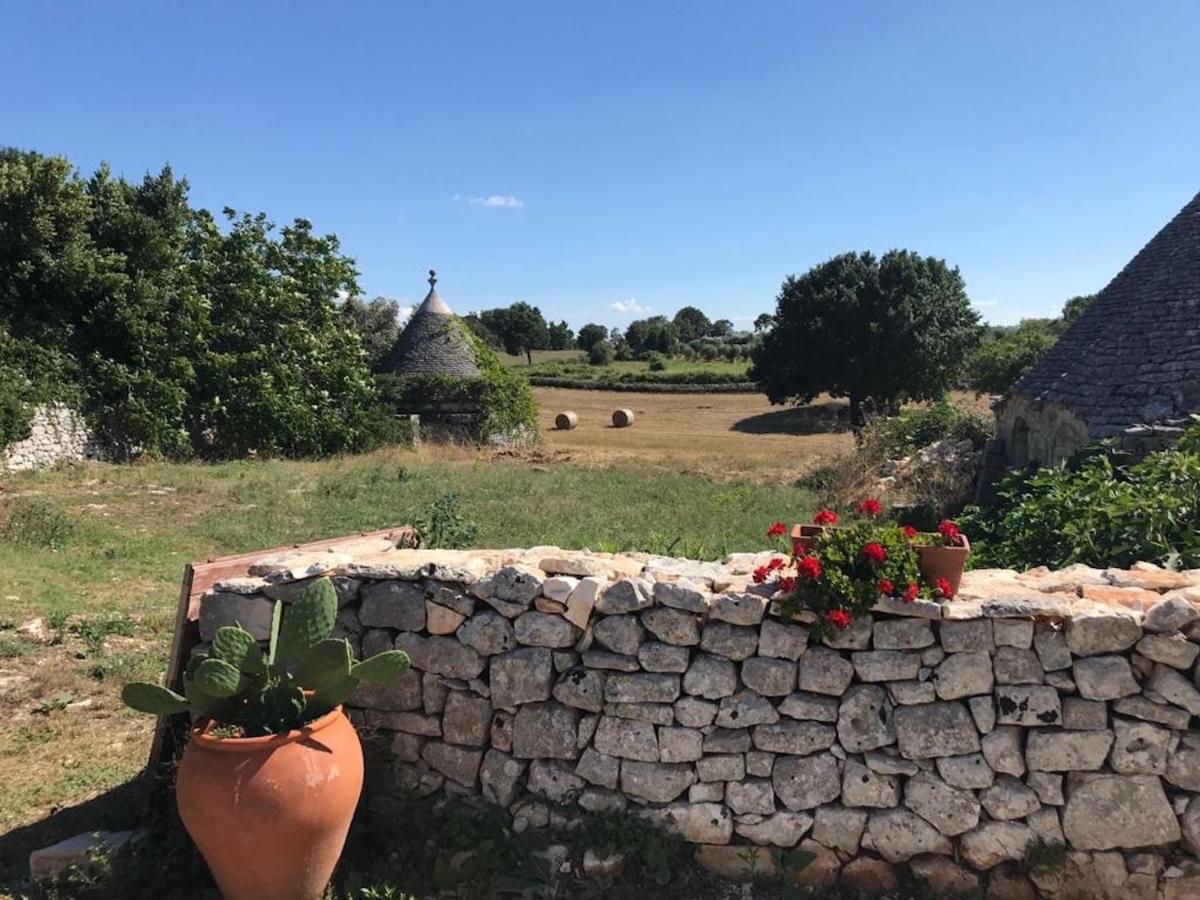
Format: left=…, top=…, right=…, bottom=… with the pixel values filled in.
left=461, top=312, right=502, bottom=349
left=1060, top=293, right=1094, bottom=327
left=547, top=319, right=574, bottom=350
left=672, top=306, right=711, bottom=343
left=575, top=323, right=608, bottom=352
left=624, top=316, right=677, bottom=355
left=342, top=295, right=403, bottom=371
left=708, top=319, right=733, bottom=338
left=751, top=250, right=981, bottom=426
left=963, top=319, right=1059, bottom=395
left=479, top=302, right=549, bottom=364
left=0, top=148, right=380, bottom=459
left=189, top=210, right=375, bottom=458
left=753, top=313, right=774, bottom=333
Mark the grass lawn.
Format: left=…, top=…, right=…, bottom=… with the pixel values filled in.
left=0, top=446, right=816, bottom=875
left=500, top=348, right=751, bottom=379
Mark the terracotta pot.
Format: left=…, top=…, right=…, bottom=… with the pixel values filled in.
left=916, top=536, right=971, bottom=598
left=790, top=523, right=828, bottom=555
left=176, top=707, right=363, bottom=900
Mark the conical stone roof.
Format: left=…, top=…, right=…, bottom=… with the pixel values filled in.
left=379, top=271, right=482, bottom=377
left=1007, top=190, right=1200, bottom=436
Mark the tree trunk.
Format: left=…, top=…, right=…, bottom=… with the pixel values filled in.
left=525, top=349, right=533, bottom=366
left=848, top=393, right=865, bottom=430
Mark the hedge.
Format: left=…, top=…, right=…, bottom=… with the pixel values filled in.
left=527, top=377, right=759, bottom=394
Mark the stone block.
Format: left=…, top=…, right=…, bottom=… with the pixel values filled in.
left=360, top=580, right=426, bottom=631
left=894, top=701, right=980, bottom=759
left=758, top=619, right=809, bottom=660
left=715, top=691, right=779, bottom=728
left=593, top=715, right=658, bottom=761
left=512, top=701, right=579, bottom=760
left=994, top=684, right=1062, bottom=726
left=490, top=647, right=554, bottom=709
left=798, top=647, right=855, bottom=695
left=773, top=753, right=841, bottom=811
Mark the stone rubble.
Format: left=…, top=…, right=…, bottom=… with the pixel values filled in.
left=191, top=544, right=1200, bottom=897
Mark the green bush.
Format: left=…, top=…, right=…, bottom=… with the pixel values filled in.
left=963, top=428, right=1200, bottom=570
left=963, top=320, right=1059, bottom=395
left=862, top=399, right=993, bottom=458
left=588, top=340, right=615, bottom=366
left=0, top=362, right=31, bottom=449
left=646, top=352, right=667, bottom=371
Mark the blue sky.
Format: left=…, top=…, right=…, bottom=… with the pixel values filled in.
left=4, top=2, right=1199, bottom=328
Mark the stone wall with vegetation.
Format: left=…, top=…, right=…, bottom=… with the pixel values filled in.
left=198, top=545, right=1200, bottom=898
left=1, top=402, right=105, bottom=471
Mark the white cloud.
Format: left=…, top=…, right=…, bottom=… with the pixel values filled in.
left=396, top=305, right=414, bottom=327
left=609, top=298, right=650, bottom=315
left=466, top=194, right=524, bottom=208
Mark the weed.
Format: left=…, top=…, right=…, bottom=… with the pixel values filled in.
left=73, top=613, right=135, bottom=657
left=0, top=634, right=32, bottom=658
left=410, top=493, right=479, bottom=550
left=33, top=692, right=74, bottom=714
left=0, top=498, right=75, bottom=550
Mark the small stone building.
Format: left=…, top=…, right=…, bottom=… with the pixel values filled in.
left=995, top=190, right=1200, bottom=467
left=378, top=271, right=481, bottom=378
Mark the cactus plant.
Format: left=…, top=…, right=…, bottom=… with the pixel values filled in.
left=123, top=577, right=409, bottom=736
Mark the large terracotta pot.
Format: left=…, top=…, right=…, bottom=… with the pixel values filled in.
left=176, top=707, right=364, bottom=900
left=916, top=536, right=971, bottom=598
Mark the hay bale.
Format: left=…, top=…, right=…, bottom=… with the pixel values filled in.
left=555, top=411, right=578, bottom=430
left=612, top=408, right=635, bottom=428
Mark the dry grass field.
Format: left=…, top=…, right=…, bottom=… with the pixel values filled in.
left=531, top=386, right=855, bottom=480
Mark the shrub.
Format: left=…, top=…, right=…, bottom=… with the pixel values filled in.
left=588, top=340, right=615, bottom=366
left=0, top=362, right=31, bottom=449
left=962, top=428, right=1200, bottom=570
left=645, top=352, right=667, bottom=371
left=861, top=399, right=993, bottom=458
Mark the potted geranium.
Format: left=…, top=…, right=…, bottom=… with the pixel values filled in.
left=767, top=500, right=962, bottom=636
left=914, top=519, right=971, bottom=597
left=122, top=577, right=410, bottom=900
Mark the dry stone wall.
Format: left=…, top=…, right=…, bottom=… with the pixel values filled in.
left=2, top=403, right=105, bottom=471
left=198, top=544, right=1200, bottom=898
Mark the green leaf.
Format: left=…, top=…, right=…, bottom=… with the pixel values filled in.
left=274, top=578, right=337, bottom=665
left=306, top=675, right=360, bottom=719
left=192, top=658, right=243, bottom=698
left=183, top=673, right=237, bottom=722
left=294, top=639, right=353, bottom=692
left=351, top=649, right=410, bottom=682
left=249, top=674, right=306, bottom=735
left=121, top=683, right=190, bottom=716
left=211, top=625, right=265, bottom=675
left=267, top=596, right=283, bottom=664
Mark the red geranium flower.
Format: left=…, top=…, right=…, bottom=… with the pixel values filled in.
left=902, top=581, right=919, bottom=603
left=813, top=508, right=838, bottom=526
left=934, top=576, right=954, bottom=598
left=767, top=521, right=787, bottom=538
left=938, top=519, right=964, bottom=546
left=857, top=498, right=882, bottom=518
left=767, top=556, right=785, bottom=571
left=778, top=576, right=796, bottom=593
left=901, top=525, right=918, bottom=540
left=824, top=609, right=851, bottom=630
left=797, top=555, right=822, bottom=580
left=877, top=578, right=894, bottom=595
left=861, top=542, right=887, bottom=566
left=752, top=565, right=769, bottom=584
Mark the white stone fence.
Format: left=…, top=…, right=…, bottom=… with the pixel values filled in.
left=196, top=544, right=1200, bottom=898
left=2, top=403, right=106, bottom=471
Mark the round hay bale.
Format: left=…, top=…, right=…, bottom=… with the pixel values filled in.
left=612, top=408, right=635, bottom=428
left=555, top=411, right=578, bottom=430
